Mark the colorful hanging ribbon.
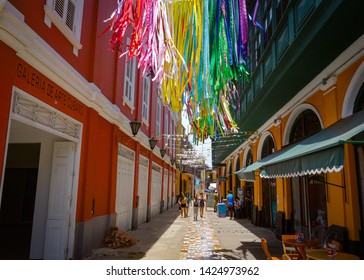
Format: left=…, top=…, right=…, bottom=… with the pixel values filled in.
left=101, top=0, right=264, bottom=142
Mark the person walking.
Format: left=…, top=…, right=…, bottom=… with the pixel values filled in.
left=179, top=193, right=188, bottom=218
left=234, top=197, right=241, bottom=219
left=213, top=191, right=219, bottom=212
left=227, top=190, right=235, bottom=220
left=178, top=194, right=183, bottom=217
left=193, top=194, right=199, bottom=221
left=245, top=190, right=252, bottom=219
left=186, top=192, right=191, bottom=216
left=199, top=194, right=206, bottom=218
left=240, top=195, right=245, bottom=218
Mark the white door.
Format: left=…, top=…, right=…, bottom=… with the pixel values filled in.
left=169, top=171, right=173, bottom=208
left=151, top=166, right=161, bottom=217
left=44, top=142, right=75, bottom=260
left=137, top=157, right=148, bottom=225
left=115, top=154, right=134, bottom=231
left=163, top=170, right=168, bottom=211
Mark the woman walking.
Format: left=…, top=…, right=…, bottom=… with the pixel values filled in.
left=179, top=193, right=188, bottom=218
left=234, top=197, right=241, bottom=219
left=199, top=194, right=206, bottom=218
left=193, top=194, right=199, bottom=221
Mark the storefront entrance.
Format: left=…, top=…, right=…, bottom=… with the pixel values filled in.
left=0, top=91, right=82, bottom=259
left=291, top=175, right=327, bottom=242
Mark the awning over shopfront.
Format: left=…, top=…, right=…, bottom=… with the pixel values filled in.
left=236, top=110, right=364, bottom=180
left=235, top=141, right=301, bottom=182
left=235, top=161, right=263, bottom=182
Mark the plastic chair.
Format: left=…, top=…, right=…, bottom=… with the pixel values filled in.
left=282, top=254, right=292, bottom=260
left=330, top=240, right=342, bottom=251
left=281, top=235, right=300, bottom=259
left=261, top=238, right=281, bottom=260
left=281, top=235, right=298, bottom=254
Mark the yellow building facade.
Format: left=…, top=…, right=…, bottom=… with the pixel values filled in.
left=221, top=38, right=364, bottom=257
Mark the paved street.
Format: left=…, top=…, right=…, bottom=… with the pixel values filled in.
left=87, top=206, right=283, bottom=260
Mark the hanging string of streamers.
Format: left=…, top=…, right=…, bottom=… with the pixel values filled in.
left=101, top=0, right=261, bottom=142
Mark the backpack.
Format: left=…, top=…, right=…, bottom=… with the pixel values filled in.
left=193, top=200, right=199, bottom=207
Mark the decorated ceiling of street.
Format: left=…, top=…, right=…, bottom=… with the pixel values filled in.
left=101, top=0, right=261, bottom=144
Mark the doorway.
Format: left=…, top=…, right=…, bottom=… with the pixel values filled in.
left=291, top=175, right=327, bottom=242
left=0, top=143, right=40, bottom=259
left=0, top=118, right=79, bottom=259
left=356, top=144, right=364, bottom=258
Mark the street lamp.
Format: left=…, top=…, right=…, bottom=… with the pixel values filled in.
left=129, top=120, right=141, bottom=137
left=148, top=137, right=158, bottom=150
left=160, top=148, right=166, bottom=158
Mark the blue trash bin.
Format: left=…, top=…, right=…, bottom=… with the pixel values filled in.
left=217, top=203, right=227, bottom=217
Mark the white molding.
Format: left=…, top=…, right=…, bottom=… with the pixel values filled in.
left=257, top=131, right=276, bottom=161
left=232, top=154, right=240, bottom=173
left=342, top=61, right=364, bottom=118
left=12, top=88, right=82, bottom=143
left=0, top=2, right=150, bottom=147
left=320, top=75, right=337, bottom=93
left=283, top=104, right=323, bottom=146
left=43, top=0, right=83, bottom=56
left=242, top=146, right=253, bottom=168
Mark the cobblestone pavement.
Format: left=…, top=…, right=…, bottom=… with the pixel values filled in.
left=180, top=214, right=224, bottom=260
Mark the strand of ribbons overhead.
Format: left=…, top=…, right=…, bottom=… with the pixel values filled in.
left=101, top=0, right=261, bottom=142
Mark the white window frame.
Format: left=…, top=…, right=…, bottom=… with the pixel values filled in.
left=123, top=47, right=136, bottom=111
left=156, top=98, right=161, bottom=137
left=142, top=77, right=150, bottom=126
left=164, top=113, right=169, bottom=152
left=44, top=0, right=84, bottom=56
left=169, top=119, right=173, bottom=152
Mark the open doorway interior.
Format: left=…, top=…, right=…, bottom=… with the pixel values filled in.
left=0, top=119, right=77, bottom=259
left=0, top=143, right=40, bottom=259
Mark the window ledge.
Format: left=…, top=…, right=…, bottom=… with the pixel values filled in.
left=44, top=5, right=82, bottom=56
left=142, top=118, right=149, bottom=127
left=123, top=97, right=135, bottom=113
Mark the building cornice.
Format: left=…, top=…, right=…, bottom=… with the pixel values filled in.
left=0, top=1, right=161, bottom=154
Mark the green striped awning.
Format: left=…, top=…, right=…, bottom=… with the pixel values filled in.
left=236, top=110, right=364, bottom=180
left=235, top=161, right=263, bottom=182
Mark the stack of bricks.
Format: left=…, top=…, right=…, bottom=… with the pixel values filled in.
left=103, top=227, right=137, bottom=249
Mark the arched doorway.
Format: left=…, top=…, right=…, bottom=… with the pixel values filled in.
left=244, top=149, right=254, bottom=220
left=288, top=109, right=326, bottom=240
left=235, top=156, right=241, bottom=196
left=226, top=162, right=232, bottom=196
left=352, top=82, right=364, bottom=257
left=261, top=135, right=277, bottom=228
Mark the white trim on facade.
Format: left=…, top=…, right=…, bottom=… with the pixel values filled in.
left=44, top=0, right=84, bottom=56
left=156, top=98, right=161, bottom=137
left=282, top=104, right=323, bottom=146
left=242, top=146, right=253, bottom=168
left=142, top=77, right=150, bottom=126
left=0, top=1, right=151, bottom=148
left=342, top=61, right=364, bottom=118
left=11, top=89, right=81, bottom=142
left=257, top=131, right=276, bottom=161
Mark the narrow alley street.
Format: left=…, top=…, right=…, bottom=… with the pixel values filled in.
left=87, top=206, right=283, bottom=260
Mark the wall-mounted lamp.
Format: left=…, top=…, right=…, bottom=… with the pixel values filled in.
left=273, top=116, right=282, bottom=127
left=170, top=158, right=175, bottom=166
left=148, top=137, right=158, bottom=150
left=160, top=148, right=166, bottom=158
left=129, top=120, right=141, bottom=137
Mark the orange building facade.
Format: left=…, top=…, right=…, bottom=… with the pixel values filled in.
left=0, top=1, right=178, bottom=259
